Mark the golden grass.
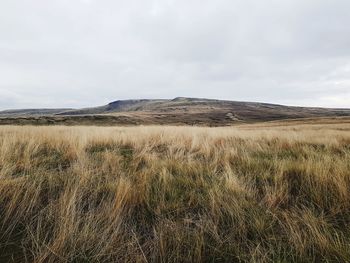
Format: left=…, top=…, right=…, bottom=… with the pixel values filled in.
left=0, top=122, right=350, bottom=262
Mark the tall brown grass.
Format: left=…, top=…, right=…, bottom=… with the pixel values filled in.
left=0, top=122, right=350, bottom=262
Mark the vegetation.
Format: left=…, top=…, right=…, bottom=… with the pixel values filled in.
left=1, top=97, right=350, bottom=126
left=0, top=121, right=350, bottom=262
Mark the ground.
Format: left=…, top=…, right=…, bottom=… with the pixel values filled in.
left=0, top=119, right=349, bottom=262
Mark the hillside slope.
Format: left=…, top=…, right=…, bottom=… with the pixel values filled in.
left=0, top=97, right=349, bottom=125
left=0, top=108, right=72, bottom=117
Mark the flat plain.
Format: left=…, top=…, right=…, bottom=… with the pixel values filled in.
left=0, top=118, right=350, bottom=262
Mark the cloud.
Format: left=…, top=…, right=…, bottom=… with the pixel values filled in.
left=0, top=0, right=349, bottom=109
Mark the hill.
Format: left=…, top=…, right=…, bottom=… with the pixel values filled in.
left=0, top=108, right=72, bottom=117
left=0, top=97, right=349, bottom=126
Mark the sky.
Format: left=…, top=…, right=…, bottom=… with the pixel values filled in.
left=0, top=0, right=350, bottom=110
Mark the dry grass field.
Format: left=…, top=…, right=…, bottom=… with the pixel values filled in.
left=0, top=120, right=350, bottom=262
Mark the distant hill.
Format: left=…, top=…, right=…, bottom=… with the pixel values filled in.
left=0, top=108, right=72, bottom=117
left=0, top=97, right=349, bottom=126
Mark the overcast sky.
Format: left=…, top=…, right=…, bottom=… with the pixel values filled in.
left=1, top=0, right=350, bottom=109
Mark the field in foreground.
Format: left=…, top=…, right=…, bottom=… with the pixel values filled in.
left=0, top=121, right=350, bottom=262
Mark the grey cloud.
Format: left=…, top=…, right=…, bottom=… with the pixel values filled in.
left=0, top=0, right=349, bottom=109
